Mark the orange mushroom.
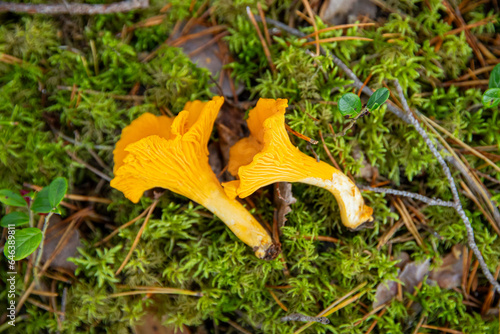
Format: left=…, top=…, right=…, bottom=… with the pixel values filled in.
left=111, top=97, right=279, bottom=259
left=224, top=98, right=373, bottom=229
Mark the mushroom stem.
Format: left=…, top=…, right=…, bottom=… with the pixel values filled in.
left=225, top=98, right=374, bottom=230
left=297, top=156, right=373, bottom=229
left=204, top=191, right=279, bottom=259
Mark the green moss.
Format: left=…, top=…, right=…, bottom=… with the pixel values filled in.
left=1, top=0, right=499, bottom=333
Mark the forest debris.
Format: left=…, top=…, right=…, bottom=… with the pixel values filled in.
left=373, top=254, right=430, bottom=308
left=0, top=0, right=149, bottom=14
left=319, top=0, right=376, bottom=25
left=274, top=182, right=296, bottom=232
left=41, top=215, right=81, bottom=272
left=373, top=246, right=465, bottom=308
left=429, top=245, right=464, bottom=289
left=216, top=122, right=241, bottom=167
left=208, top=142, right=224, bottom=181
left=171, top=24, right=242, bottom=97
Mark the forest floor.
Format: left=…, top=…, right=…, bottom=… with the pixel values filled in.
left=1, top=0, right=500, bottom=333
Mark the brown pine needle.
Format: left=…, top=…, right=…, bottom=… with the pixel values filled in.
left=303, top=235, right=341, bottom=244
left=421, top=324, right=463, bottom=334
left=303, top=36, right=373, bottom=45
left=442, top=79, right=489, bottom=87
left=460, top=181, right=500, bottom=236
left=257, top=2, right=272, bottom=46
left=318, top=130, right=342, bottom=171
left=303, top=23, right=375, bottom=39
left=169, top=25, right=227, bottom=47
left=0, top=52, right=23, bottom=65
left=429, top=17, right=495, bottom=45
left=377, top=220, right=404, bottom=249
left=466, top=259, right=479, bottom=295
left=32, top=290, right=58, bottom=297
left=423, top=115, right=500, bottom=174
left=358, top=73, right=373, bottom=97
left=300, top=0, right=319, bottom=55
left=227, top=320, right=253, bottom=334
left=94, top=203, right=154, bottom=247
left=108, top=288, right=202, bottom=298
left=268, top=289, right=288, bottom=311
left=353, top=302, right=388, bottom=326
left=27, top=298, right=64, bottom=316
left=246, top=6, right=276, bottom=73
left=481, top=264, right=500, bottom=315
left=285, top=124, right=318, bottom=144
left=159, top=3, right=172, bottom=12
left=24, top=183, right=112, bottom=204
left=394, top=198, right=426, bottom=249
left=115, top=198, right=159, bottom=275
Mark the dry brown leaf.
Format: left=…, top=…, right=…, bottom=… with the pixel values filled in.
left=429, top=244, right=464, bottom=289
left=373, top=253, right=429, bottom=308
left=41, top=215, right=81, bottom=272
left=172, top=24, right=242, bottom=97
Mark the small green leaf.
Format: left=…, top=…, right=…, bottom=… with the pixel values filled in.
left=48, top=177, right=68, bottom=208
left=31, top=187, right=52, bottom=213
left=338, top=93, right=362, bottom=116
left=3, top=228, right=42, bottom=261
left=482, top=88, right=500, bottom=108
left=367, top=88, right=390, bottom=111
left=1, top=212, right=29, bottom=227
left=0, top=189, right=27, bottom=207
left=489, top=64, right=500, bottom=89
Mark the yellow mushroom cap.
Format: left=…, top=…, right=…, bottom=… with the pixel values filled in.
left=110, top=96, right=278, bottom=259
left=113, top=113, right=174, bottom=172
left=224, top=98, right=373, bottom=229
left=111, top=97, right=223, bottom=204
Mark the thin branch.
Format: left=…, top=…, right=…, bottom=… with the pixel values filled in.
left=393, top=80, right=500, bottom=294
left=281, top=313, right=329, bottom=324
left=259, top=15, right=500, bottom=294
left=360, top=185, right=456, bottom=207
left=0, top=0, right=148, bottom=14
left=332, top=109, right=369, bottom=138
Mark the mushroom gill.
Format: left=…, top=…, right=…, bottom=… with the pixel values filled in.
left=224, top=98, right=373, bottom=229
left=111, top=97, right=279, bottom=259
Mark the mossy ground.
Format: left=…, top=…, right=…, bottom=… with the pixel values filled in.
left=1, top=0, right=500, bottom=333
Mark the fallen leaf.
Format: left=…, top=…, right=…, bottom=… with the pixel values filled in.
left=373, top=253, right=429, bottom=308
left=429, top=244, right=464, bottom=289
left=41, top=215, right=81, bottom=272
left=172, top=24, right=243, bottom=97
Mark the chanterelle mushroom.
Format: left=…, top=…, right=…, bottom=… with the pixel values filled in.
left=224, top=98, right=373, bottom=229
left=111, top=97, right=279, bottom=259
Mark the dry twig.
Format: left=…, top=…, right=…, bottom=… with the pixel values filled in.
left=258, top=16, right=500, bottom=294
left=0, top=0, right=148, bottom=14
